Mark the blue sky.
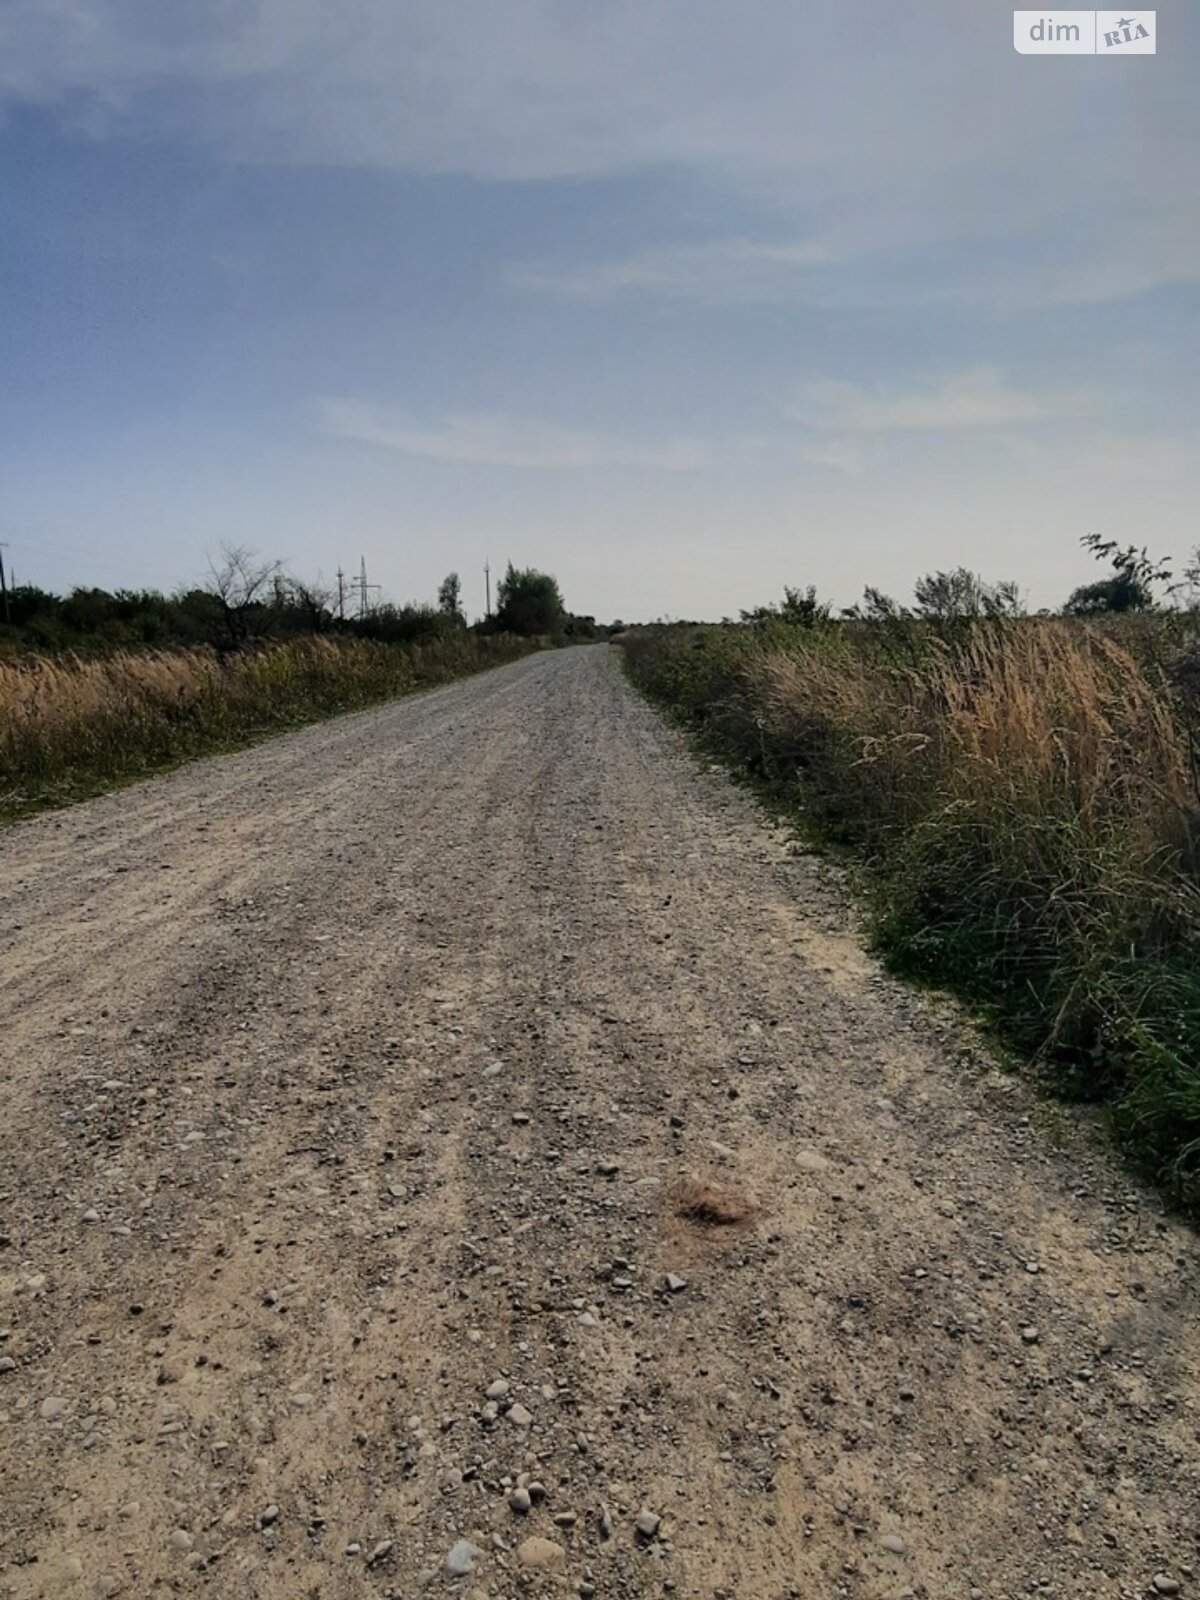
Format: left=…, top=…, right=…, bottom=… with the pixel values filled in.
left=1, top=1, right=1196, bottom=619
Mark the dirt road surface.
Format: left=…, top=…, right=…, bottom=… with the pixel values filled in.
left=1, top=644, right=1197, bottom=1600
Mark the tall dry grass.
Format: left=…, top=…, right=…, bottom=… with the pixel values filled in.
left=623, top=617, right=1200, bottom=1210
left=0, top=632, right=537, bottom=817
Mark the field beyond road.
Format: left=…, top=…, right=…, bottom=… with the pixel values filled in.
left=1, top=644, right=1197, bottom=1598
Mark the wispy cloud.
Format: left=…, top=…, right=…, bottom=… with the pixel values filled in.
left=513, top=223, right=1200, bottom=314
left=789, top=368, right=1095, bottom=434
left=511, top=237, right=835, bottom=303
left=320, top=399, right=709, bottom=472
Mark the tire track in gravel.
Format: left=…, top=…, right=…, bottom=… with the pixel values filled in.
left=1, top=644, right=1198, bottom=1600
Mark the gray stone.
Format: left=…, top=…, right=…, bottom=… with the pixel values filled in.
left=880, top=1533, right=907, bottom=1556
left=1152, top=1579, right=1180, bottom=1596
left=636, top=1509, right=661, bottom=1540
left=508, top=1486, right=532, bottom=1514
left=445, top=1539, right=480, bottom=1577
left=664, top=1273, right=688, bottom=1294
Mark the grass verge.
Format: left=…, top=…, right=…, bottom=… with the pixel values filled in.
left=1, top=633, right=541, bottom=822
left=621, top=618, right=1200, bottom=1215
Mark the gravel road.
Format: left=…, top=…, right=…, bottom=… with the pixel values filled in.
left=1, top=644, right=1197, bottom=1600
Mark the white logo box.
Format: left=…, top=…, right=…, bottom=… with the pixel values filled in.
left=1014, top=11, right=1155, bottom=53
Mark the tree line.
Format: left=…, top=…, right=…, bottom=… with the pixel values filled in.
left=737, top=538, right=1199, bottom=629
left=0, top=549, right=605, bottom=655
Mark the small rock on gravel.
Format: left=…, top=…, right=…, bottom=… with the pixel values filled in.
left=446, top=1539, right=481, bottom=1577
left=1153, top=1579, right=1181, bottom=1596
left=516, top=1536, right=566, bottom=1572
left=508, top=1487, right=532, bottom=1514
left=40, top=1396, right=69, bottom=1420
left=636, top=1510, right=661, bottom=1540
left=880, top=1533, right=907, bottom=1556
left=664, top=1272, right=688, bottom=1293
left=508, top=1402, right=533, bottom=1427
left=794, top=1150, right=830, bottom=1172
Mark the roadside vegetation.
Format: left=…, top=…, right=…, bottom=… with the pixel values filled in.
left=0, top=548, right=582, bottom=819
left=621, top=540, right=1200, bottom=1214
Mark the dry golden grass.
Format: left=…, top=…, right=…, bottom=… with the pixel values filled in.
left=0, top=633, right=534, bottom=817
left=754, top=622, right=1194, bottom=856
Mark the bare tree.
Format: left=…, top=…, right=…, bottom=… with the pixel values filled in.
left=285, top=574, right=335, bottom=633
left=206, top=545, right=282, bottom=649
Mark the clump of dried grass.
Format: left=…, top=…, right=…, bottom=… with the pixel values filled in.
left=673, top=1176, right=755, bottom=1227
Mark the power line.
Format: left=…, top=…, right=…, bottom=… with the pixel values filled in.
left=346, top=555, right=381, bottom=620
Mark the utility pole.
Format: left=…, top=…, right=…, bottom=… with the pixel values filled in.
left=347, top=555, right=381, bottom=620
left=0, top=543, right=10, bottom=627
left=336, top=565, right=346, bottom=622
left=484, top=559, right=491, bottom=620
